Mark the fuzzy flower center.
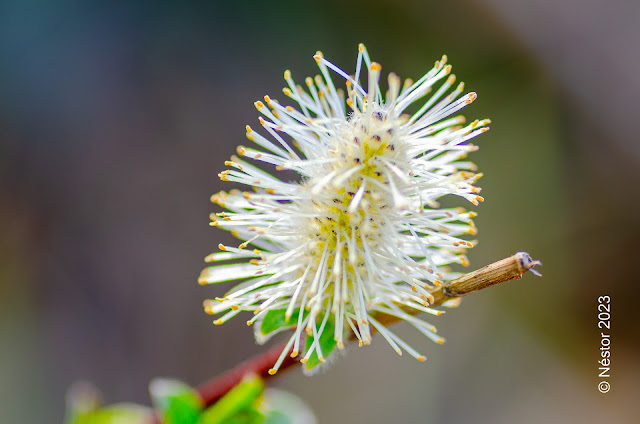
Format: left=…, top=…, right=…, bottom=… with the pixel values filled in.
left=297, top=108, right=407, bottom=293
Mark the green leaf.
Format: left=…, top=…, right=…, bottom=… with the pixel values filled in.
left=303, top=317, right=338, bottom=372
left=149, top=379, right=203, bottom=424
left=197, top=375, right=264, bottom=424
left=221, top=407, right=265, bottom=424
left=259, top=308, right=300, bottom=336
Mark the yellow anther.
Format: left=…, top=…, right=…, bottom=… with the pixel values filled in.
left=466, top=92, right=477, bottom=104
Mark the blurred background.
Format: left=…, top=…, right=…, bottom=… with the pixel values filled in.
left=1, top=0, right=639, bottom=422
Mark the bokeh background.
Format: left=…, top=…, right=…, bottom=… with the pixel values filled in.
left=1, top=0, right=639, bottom=422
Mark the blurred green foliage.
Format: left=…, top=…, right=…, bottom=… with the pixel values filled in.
left=64, top=375, right=306, bottom=424
left=149, top=379, right=202, bottom=424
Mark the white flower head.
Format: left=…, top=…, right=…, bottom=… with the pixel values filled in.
left=200, top=44, right=489, bottom=375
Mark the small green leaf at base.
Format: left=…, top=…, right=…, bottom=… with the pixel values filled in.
left=259, top=308, right=300, bottom=336
left=303, top=317, right=337, bottom=373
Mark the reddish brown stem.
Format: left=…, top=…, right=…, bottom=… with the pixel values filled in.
left=196, top=341, right=298, bottom=407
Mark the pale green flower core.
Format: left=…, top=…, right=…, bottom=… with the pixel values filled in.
left=200, top=44, right=488, bottom=374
